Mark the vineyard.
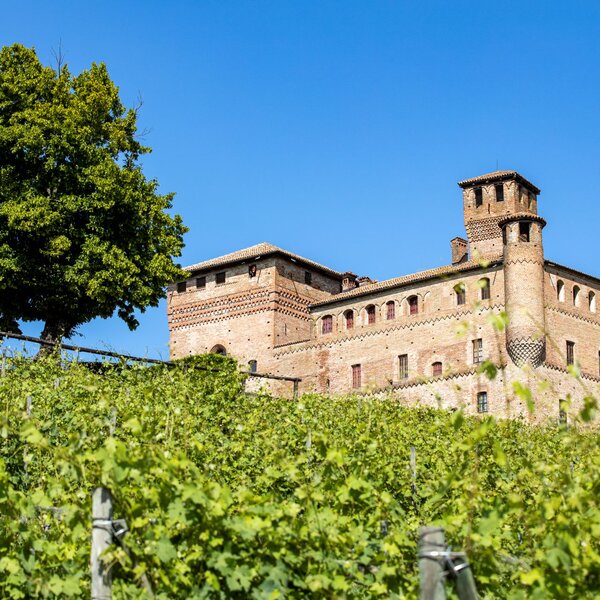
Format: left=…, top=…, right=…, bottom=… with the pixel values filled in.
left=0, top=354, right=599, bottom=598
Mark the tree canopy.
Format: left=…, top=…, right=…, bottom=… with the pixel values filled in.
left=0, top=44, right=187, bottom=341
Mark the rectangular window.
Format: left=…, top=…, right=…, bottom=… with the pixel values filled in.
left=216, top=271, right=226, bottom=285
left=566, top=341, right=575, bottom=366
left=473, top=338, right=483, bottom=364
left=386, top=302, right=395, bottom=320
left=196, top=276, right=206, bottom=289
left=456, top=289, right=466, bottom=305
left=352, top=364, right=361, bottom=389
left=519, top=222, right=530, bottom=242
left=367, top=305, right=376, bottom=324
left=477, top=391, right=488, bottom=413
left=399, top=354, right=408, bottom=379
left=409, top=296, right=418, bottom=315
left=481, top=281, right=490, bottom=301
left=475, top=188, right=483, bottom=207
left=177, top=281, right=187, bottom=293
left=305, top=271, right=312, bottom=285
left=432, top=362, right=443, bottom=377
left=322, top=316, right=333, bottom=334
left=495, top=184, right=504, bottom=202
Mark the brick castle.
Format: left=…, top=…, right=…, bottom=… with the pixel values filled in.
left=167, top=170, right=600, bottom=421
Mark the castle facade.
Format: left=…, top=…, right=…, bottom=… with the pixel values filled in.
left=167, top=171, right=600, bottom=421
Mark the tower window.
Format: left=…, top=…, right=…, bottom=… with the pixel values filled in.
left=248, top=360, right=257, bottom=373
left=249, top=264, right=257, bottom=278
left=216, top=271, right=226, bottom=285
left=399, top=354, right=409, bottom=379
left=475, top=188, right=483, bottom=207
left=352, top=364, right=361, bottom=389
left=590, top=291, right=596, bottom=313
left=305, top=271, right=312, bottom=285
left=177, top=281, right=187, bottom=293
left=322, top=315, right=333, bottom=334
left=408, top=296, right=419, bottom=316
left=345, top=310, right=354, bottom=330
left=557, top=280, right=565, bottom=302
left=432, top=361, right=443, bottom=377
left=473, top=339, right=483, bottom=364
left=210, top=345, right=227, bottom=356
left=495, top=184, right=504, bottom=202
left=566, top=341, right=575, bottom=366
left=196, top=276, right=206, bottom=289
left=366, top=305, right=376, bottom=324
left=573, top=286, right=580, bottom=307
left=479, top=278, right=490, bottom=300
left=386, top=301, right=396, bottom=320
left=477, top=391, right=488, bottom=413
left=519, top=222, right=530, bottom=242
left=455, top=283, right=466, bottom=306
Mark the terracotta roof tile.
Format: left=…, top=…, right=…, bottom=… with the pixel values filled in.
left=458, top=170, right=540, bottom=194
left=310, top=256, right=503, bottom=307
left=184, top=242, right=344, bottom=278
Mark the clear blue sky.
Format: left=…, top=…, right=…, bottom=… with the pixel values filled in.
left=2, top=1, right=600, bottom=359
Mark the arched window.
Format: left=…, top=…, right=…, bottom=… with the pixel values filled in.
left=557, top=280, right=565, bottom=302
left=210, top=345, right=227, bottom=356
left=573, top=286, right=580, bottom=307
left=366, top=305, right=376, bottom=325
left=248, top=360, right=257, bottom=373
left=408, top=296, right=418, bottom=316
left=432, top=362, right=443, bottom=377
left=386, top=301, right=396, bottom=320
left=344, top=310, right=354, bottom=330
left=455, top=283, right=466, bottom=306
left=589, top=291, right=596, bottom=313
left=479, top=278, right=490, bottom=301
left=322, top=315, right=333, bottom=334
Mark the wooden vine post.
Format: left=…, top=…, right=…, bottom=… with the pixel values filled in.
left=418, top=526, right=446, bottom=600
left=91, top=487, right=113, bottom=600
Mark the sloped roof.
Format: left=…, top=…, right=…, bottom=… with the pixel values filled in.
left=458, top=170, right=541, bottom=194
left=310, top=256, right=503, bottom=308
left=184, top=242, right=345, bottom=278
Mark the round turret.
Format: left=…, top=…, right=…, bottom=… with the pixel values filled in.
left=500, top=213, right=547, bottom=368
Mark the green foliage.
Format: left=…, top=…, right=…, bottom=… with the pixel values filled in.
left=0, top=43, right=187, bottom=340
left=0, top=356, right=599, bottom=597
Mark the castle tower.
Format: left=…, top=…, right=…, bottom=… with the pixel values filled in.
left=499, top=212, right=547, bottom=367
left=458, top=171, right=540, bottom=259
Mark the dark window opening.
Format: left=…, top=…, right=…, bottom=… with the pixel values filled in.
left=322, top=315, right=333, bottom=334
left=352, top=364, right=361, bottom=389
left=305, top=271, right=312, bottom=285
left=432, top=362, right=443, bottom=377
left=477, top=391, right=488, bottom=413
left=210, top=345, right=226, bottom=356
left=475, top=188, right=483, bottom=207
left=196, top=276, right=206, bottom=289
left=216, top=271, right=226, bottom=285
left=495, top=184, right=504, bottom=202
left=519, top=222, right=530, bottom=243
left=345, top=310, right=354, bottom=330
left=480, top=278, right=490, bottom=300
left=473, top=338, right=483, bottom=364
left=566, top=341, right=575, bottom=366
left=408, top=296, right=418, bottom=316
left=248, top=360, right=257, bottom=373
left=399, top=354, right=408, bottom=379
left=455, top=283, right=466, bottom=306
left=249, top=264, right=257, bottom=278
left=367, top=305, right=376, bottom=324
left=386, top=301, right=395, bottom=320
left=177, top=281, right=187, bottom=293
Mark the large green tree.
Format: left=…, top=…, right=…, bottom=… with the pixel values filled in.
left=0, top=44, right=187, bottom=342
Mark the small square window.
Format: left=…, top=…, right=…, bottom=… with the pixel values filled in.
left=216, top=272, right=226, bottom=285
left=177, top=281, right=187, bottom=293
left=196, top=276, right=206, bottom=289
left=305, top=271, right=312, bottom=285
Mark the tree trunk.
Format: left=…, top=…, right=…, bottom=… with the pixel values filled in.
left=37, top=320, right=69, bottom=358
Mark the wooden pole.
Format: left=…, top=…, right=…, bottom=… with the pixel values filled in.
left=418, top=526, right=446, bottom=600
left=91, top=487, right=113, bottom=600
left=453, top=554, right=478, bottom=600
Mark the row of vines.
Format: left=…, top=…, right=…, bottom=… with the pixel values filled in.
left=0, top=353, right=599, bottom=598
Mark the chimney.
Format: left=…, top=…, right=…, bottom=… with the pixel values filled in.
left=341, top=272, right=358, bottom=291
left=451, top=237, right=468, bottom=264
